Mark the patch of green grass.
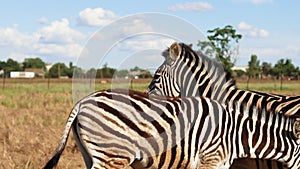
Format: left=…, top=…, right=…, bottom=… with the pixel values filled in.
left=1, top=79, right=299, bottom=109
left=237, top=81, right=300, bottom=95
left=0, top=81, right=73, bottom=109
left=0, top=79, right=149, bottom=109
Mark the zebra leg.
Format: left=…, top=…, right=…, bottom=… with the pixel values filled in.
left=293, top=118, right=300, bottom=140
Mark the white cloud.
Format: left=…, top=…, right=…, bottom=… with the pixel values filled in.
left=237, top=21, right=270, bottom=38
left=250, top=0, right=273, bottom=4
left=0, top=27, right=35, bottom=47
left=89, top=18, right=155, bottom=44
left=121, top=38, right=174, bottom=51
left=169, top=2, right=213, bottom=12
left=36, top=18, right=85, bottom=44
left=36, top=17, right=48, bottom=24
left=258, top=29, right=269, bottom=38
left=8, top=53, right=32, bottom=62
left=121, top=19, right=153, bottom=35
left=34, top=43, right=84, bottom=58
left=77, top=8, right=118, bottom=27
left=233, top=0, right=273, bottom=5
left=237, top=22, right=252, bottom=30
left=0, top=18, right=86, bottom=62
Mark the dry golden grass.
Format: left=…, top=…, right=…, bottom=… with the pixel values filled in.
left=0, top=78, right=299, bottom=169
left=0, top=79, right=80, bottom=169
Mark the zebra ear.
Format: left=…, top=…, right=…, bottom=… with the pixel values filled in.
left=169, top=42, right=181, bottom=61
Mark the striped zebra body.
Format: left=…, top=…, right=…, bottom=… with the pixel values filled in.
left=146, top=42, right=300, bottom=169
left=44, top=89, right=300, bottom=169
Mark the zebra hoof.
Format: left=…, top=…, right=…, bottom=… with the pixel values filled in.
left=293, top=119, right=300, bottom=140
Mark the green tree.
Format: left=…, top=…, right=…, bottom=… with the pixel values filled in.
left=198, top=25, right=242, bottom=77
left=48, top=63, right=69, bottom=78
left=5, top=58, right=22, bottom=77
left=0, top=61, right=6, bottom=78
left=23, top=58, right=46, bottom=70
left=72, top=66, right=85, bottom=78
left=130, top=66, right=144, bottom=72
left=247, top=54, right=261, bottom=78
left=86, top=68, right=97, bottom=78
left=233, top=69, right=246, bottom=77
left=0, top=61, right=6, bottom=70
left=272, top=58, right=298, bottom=78
left=114, top=69, right=129, bottom=78
left=271, top=59, right=284, bottom=77
left=272, top=59, right=298, bottom=77
left=96, top=64, right=116, bottom=78
left=261, top=62, right=272, bottom=77
left=271, top=58, right=299, bottom=90
left=67, top=62, right=84, bottom=78
left=283, top=59, right=296, bottom=77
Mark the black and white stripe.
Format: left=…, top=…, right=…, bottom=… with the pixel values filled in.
left=147, top=42, right=300, bottom=118
left=44, top=89, right=300, bottom=169
left=146, top=42, right=300, bottom=169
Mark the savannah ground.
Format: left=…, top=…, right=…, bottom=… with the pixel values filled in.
left=0, top=78, right=299, bottom=169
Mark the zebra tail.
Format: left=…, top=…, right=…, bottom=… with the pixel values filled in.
left=43, top=103, right=80, bottom=169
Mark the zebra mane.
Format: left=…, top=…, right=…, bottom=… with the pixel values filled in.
left=177, top=43, right=237, bottom=100
left=180, top=42, right=235, bottom=85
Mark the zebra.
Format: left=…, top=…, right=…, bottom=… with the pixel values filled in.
left=146, top=42, right=300, bottom=169
left=44, top=89, right=300, bottom=169
left=147, top=42, right=300, bottom=118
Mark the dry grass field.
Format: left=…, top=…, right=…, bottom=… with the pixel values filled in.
left=0, top=78, right=299, bottom=169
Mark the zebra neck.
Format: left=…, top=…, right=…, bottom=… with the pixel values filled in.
left=176, top=62, right=235, bottom=100
left=176, top=48, right=236, bottom=100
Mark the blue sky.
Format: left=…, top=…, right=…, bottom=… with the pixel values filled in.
left=0, top=0, right=299, bottom=70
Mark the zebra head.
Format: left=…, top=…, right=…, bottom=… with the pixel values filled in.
left=147, top=42, right=184, bottom=97
left=147, top=41, right=234, bottom=99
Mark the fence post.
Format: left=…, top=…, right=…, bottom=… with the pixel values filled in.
left=2, top=73, right=5, bottom=90
left=48, top=76, right=50, bottom=89
left=280, top=74, right=283, bottom=91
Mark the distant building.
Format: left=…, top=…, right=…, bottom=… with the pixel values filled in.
left=24, top=68, right=45, bottom=78
left=10, top=71, right=35, bottom=78
left=128, top=70, right=152, bottom=79
left=46, top=63, right=53, bottom=71
left=232, top=66, right=248, bottom=72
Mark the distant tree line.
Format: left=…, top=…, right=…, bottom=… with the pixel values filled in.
left=240, top=55, right=300, bottom=80
left=0, top=58, right=152, bottom=79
